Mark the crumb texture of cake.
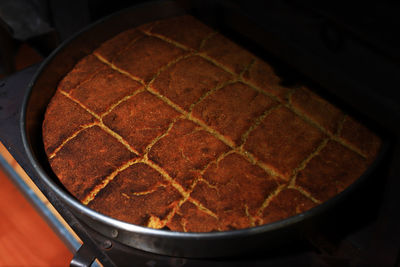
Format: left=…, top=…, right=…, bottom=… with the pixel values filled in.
left=42, top=15, right=382, bottom=232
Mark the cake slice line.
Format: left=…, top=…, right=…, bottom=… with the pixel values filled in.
left=199, top=150, right=237, bottom=176
left=146, top=53, right=195, bottom=86
left=147, top=204, right=180, bottom=230
left=254, top=183, right=287, bottom=222
left=48, top=122, right=98, bottom=159
left=244, top=204, right=257, bottom=227
left=57, top=91, right=140, bottom=156
left=109, top=30, right=146, bottom=61
left=142, top=115, right=184, bottom=160
left=239, top=104, right=282, bottom=146
left=199, top=31, right=218, bottom=50
left=237, top=149, right=285, bottom=180
left=180, top=218, right=189, bottom=233
left=93, top=52, right=146, bottom=86
left=335, top=114, right=347, bottom=136
left=141, top=29, right=194, bottom=52
left=195, top=177, right=220, bottom=192
left=334, top=115, right=372, bottom=159
left=288, top=138, right=330, bottom=189
left=287, top=185, right=322, bottom=204
left=144, top=160, right=218, bottom=219
left=198, top=53, right=238, bottom=77
left=138, top=22, right=219, bottom=53
left=99, top=88, right=146, bottom=118
left=146, top=183, right=219, bottom=230
left=284, top=115, right=349, bottom=202
left=240, top=58, right=257, bottom=78
left=82, top=157, right=142, bottom=205
left=63, top=65, right=109, bottom=94
left=143, top=165, right=222, bottom=230
left=97, top=123, right=140, bottom=155
left=187, top=79, right=237, bottom=113
left=287, top=88, right=366, bottom=159
left=60, top=90, right=101, bottom=119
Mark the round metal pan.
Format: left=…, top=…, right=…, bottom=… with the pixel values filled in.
left=19, top=0, right=385, bottom=258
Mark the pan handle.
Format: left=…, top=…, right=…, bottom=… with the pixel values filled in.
left=70, top=244, right=96, bottom=267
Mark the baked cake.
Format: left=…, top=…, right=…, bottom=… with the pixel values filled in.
left=42, top=15, right=381, bottom=232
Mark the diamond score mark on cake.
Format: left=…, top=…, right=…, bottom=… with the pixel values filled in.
left=48, top=20, right=374, bottom=231
left=55, top=90, right=141, bottom=156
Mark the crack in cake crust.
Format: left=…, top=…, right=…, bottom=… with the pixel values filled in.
left=141, top=30, right=193, bottom=52
left=255, top=184, right=287, bottom=221
left=239, top=104, right=282, bottom=146
left=287, top=185, right=322, bottom=204
left=199, top=31, right=217, bottom=50
left=188, top=79, right=237, bottom=113
left=288, top=138, right=330, bottom=188
left=82, top=158, right=141, bottom=204
left=142, top=115, right=184, bottom=159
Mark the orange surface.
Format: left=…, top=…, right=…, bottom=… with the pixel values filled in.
left=0, top=42, right=75, bottom=266
left=0, top=170, right=72, bottom=266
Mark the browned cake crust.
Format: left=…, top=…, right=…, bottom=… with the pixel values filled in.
left=42, top=15, right=381, bottom=232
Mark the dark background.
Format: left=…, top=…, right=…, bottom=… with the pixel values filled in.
left=1, top=0, right=399, bottom=111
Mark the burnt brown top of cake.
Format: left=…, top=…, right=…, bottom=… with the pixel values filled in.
left=42, top=15, right=381, bottom=232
